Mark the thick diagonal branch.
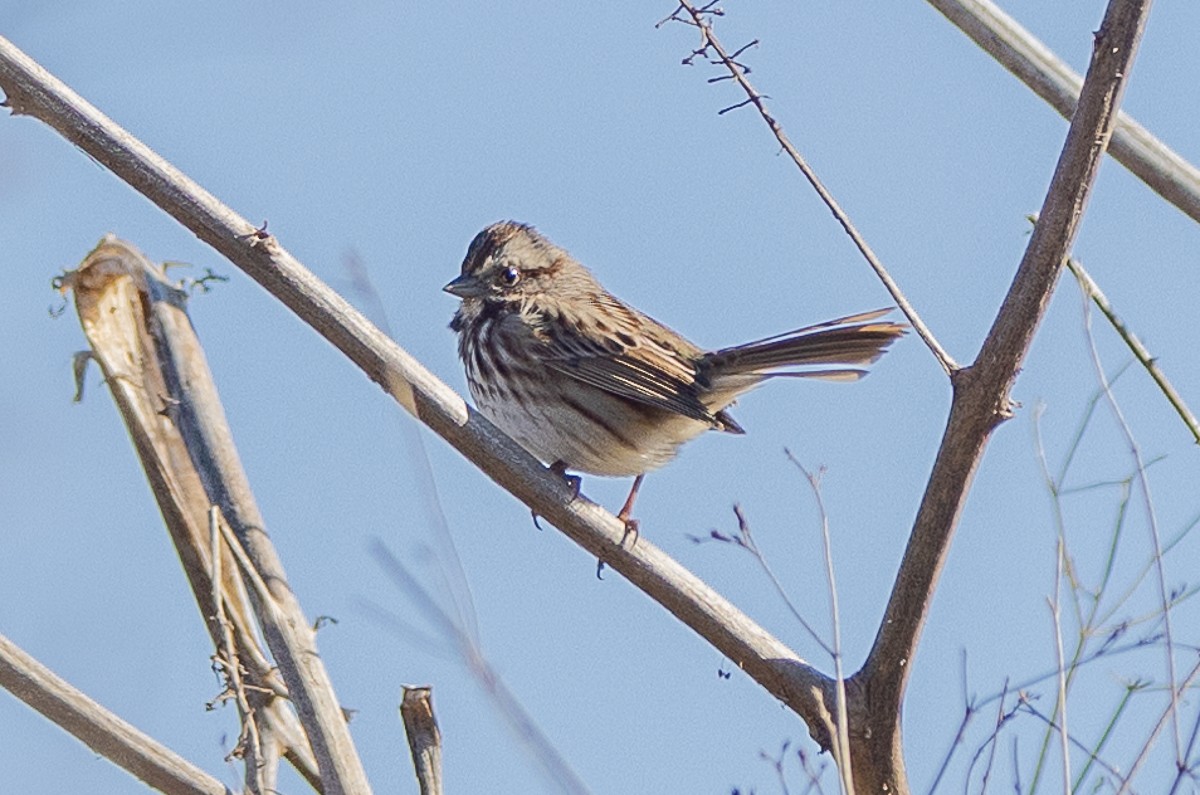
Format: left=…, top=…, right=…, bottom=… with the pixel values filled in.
left=0, top=36, right=840, bottom=750
left=0, top=632, right=228, bottom=795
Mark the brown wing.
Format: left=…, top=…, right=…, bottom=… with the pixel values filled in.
left=536, top=294, right=722, bottom=426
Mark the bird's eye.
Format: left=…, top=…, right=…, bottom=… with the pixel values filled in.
left=497, top=266, right=521, bottom=287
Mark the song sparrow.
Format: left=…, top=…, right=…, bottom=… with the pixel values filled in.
left=445, top=221, right=906, bottom=533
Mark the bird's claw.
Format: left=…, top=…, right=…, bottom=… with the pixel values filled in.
left=618, top=516, right=640, bottom=548
left=533, top=462, right=583, bottom=530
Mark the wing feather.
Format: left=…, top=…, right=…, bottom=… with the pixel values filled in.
left=535, top=296, right=720, bottom=426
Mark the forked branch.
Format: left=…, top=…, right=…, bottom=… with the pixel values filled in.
left=857, top=0, right=1153, bottom=789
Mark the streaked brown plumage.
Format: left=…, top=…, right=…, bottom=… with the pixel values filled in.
left=445, top=221, right=906, bottom=530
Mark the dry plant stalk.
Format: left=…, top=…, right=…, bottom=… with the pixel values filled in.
left=400, top=687, right=443, bottom=795
left=665, top=1, right=957, bottom=377
left=57, top=236, right=357, bottom=793
left=1067, top=257, right=1200, bottom=444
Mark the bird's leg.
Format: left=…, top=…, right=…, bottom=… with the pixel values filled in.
left=616, top=474, right=644, bottom=547
left=532, top=460, right=582, bottom=530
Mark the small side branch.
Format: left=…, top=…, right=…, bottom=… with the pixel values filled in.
left=661, top=1, right=956, bottom=375
left=1067, top=256, right=1200, bottom=444
left=209, top=506, right=268, bottom=795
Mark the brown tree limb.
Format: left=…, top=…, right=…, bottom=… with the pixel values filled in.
left=856, top=0, right=1153, bottom=790
left=0, top=34, right=841, bottom=754
left=0, top=632, right=231, bottom=795
left=929, top=0, right=1200, bottom=224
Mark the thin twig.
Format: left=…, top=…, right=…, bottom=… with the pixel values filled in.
left=693, top=507, right=833, bottom=658
left=209, top=506, right=266, bottom=795
left=786, top=454, right=854, bottom=795
left=760, top=740, right=794, bottom=795
left=1098, top=655, right=1200, bottom=793
left=1017, top=700, right=1127, bottom=782
left=1169, top=712, right=1200, bottom=795
left=1080, top=276, right=1183, bottom=765
left=1075, top=681, right=1142, bottom=792
left=1050, top=539, right=1072, bottom=794
left=962, top=686, right=1021, bottom=792
left=1067, top=256, right=1200, bottom=444
left=976, top=682, right=1010, bottom=794
left=664, top=1, right=956, bottom=375
left=797, top=747, right=829, bottom=795
left=925, top=651, right=978, bottom=794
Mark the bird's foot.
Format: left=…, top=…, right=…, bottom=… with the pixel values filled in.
left=615, top=473, right=644, bottom=548
left=617, top=514, right=640, bottom=548
left=532, top=461, right=582, bottom=530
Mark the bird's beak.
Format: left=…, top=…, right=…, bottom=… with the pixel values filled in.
left=443, top=273, right=486, bottom=299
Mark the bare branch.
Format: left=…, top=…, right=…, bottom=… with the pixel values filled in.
left=786, top=456, right=854, bottom=795
left=858, top=0, right=1153, bottom=789
left=929, top=0, right=1200, bottom=224
left=1049, top=541, right=1073, bottom=793
left=0, top=35, right=841, bottom=751
left=668, top=0, right=957, bottom=376
left=0, top=632, right=230, bottom=795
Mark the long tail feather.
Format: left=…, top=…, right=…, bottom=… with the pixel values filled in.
left=703, top=309, right=907, bottom=375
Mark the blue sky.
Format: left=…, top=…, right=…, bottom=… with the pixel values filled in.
left=2, top=2, right=1199, bottom=793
